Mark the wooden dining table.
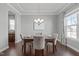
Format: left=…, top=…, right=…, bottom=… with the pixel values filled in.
left=23, top=37, right=33, bottom=55
left=45, top=37, right=55, bottom=54
left=23, top=36, right=55, bottom=55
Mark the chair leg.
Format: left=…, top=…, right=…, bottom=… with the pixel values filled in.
left=29, top=43, right=33, bottom=55
left=32, top=42, right=33, bottom=48
left=54, top=45, right=57, bottom=51
left=22, top=45, right=24, bottom=54
left=30, top=44, right=32, bottom=55
left=46, top=45, right=48, bottom=55
left=53, top=45, right=57, bottom=54
left=35, top=49, right=44, bottom=56
left=42, top=49, right=44, bottom=56
left=31, top=43, right=33, bottom=55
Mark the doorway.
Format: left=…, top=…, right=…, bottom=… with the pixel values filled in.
left=8, top=11, right=15, bottom=44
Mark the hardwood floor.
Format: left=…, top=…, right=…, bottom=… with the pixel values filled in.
left=0, top=41, right=79, bottom=56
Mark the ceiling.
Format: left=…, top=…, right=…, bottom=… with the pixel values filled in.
left=9, top=3, right=74, bottom=15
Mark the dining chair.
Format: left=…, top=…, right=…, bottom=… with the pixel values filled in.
left=33, top=36, right=45, bottom=56
left=54, top=34, right=58, bottom=51
left=46, top=34, right=58, bottom=54
left=20, top=34, right=24, bottom=53
left=20, top=34, right=33, bottom=55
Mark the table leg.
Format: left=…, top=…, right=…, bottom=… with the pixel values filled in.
left=24, top=41, right=26, bottom=55
left=45, top=42, right=48, bottom=55
left=30, top=44, right=31, bottom=55
left=53, top=42, right=55, bottom=53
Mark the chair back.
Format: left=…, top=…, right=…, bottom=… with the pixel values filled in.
left=53, top=33, right=58, bottom=45
left=20, top=34, right=23, bottom=40
left=33, top=36, right=45, bottom=49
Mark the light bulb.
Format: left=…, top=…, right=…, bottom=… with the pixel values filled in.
left=38, top=18, right=40, bottom=22
left=39, top=19, right=44, bottom=23
left=34, top=19, right=36, bottom=22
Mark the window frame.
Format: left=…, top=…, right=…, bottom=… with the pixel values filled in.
left=9, top=19, right=15, bottom=30
left=64, top=12, right=78, bottom=39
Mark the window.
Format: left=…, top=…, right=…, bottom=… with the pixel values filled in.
left=9, top=19, right=15, bottom=30
left=64, top=13, right=77, bottom=39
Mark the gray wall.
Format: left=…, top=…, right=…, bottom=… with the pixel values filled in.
left=57, top=13, right=65, bottom=43
left=15, top=14, right=21, bottom=43
left=21, top=15, right=58, bottom=36
left=0, top=4, right=21, bottom=52
left=8, top=4, right=21, bottom=43
left=0, top=4, right=8, bottom=52
left=57, top=4, right=79, bottom=52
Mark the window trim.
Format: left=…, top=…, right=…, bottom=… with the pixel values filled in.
left=9, top=19, right=15, bottom=30
left=64, top=12, right=78, bottom=39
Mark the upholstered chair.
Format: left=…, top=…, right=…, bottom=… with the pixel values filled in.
left=33, top=36, right=45, bottom=56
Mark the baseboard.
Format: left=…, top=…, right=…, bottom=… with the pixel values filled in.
left=15, top=39, right=22, bottom=43
left=58, top=39, right=79, bottom=53
left=0, top=46, right=9, bottom=53
left=67, top=44, right=79, bottom=53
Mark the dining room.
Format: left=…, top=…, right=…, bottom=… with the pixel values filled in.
left=0, top=3, right=79, bottom=56
left=17, top=3, right=61, bottom=56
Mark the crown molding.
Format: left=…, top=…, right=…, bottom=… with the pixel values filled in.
left=17, top=4, right=25, bottom=12
left=57, top=3, right=76, bottom=15
left=57, top=4, right=73, bottom=15
left=8, top=3, right=74, bottom=15
left=21, top=12, right=58, bottom=15
left=7, top=3, right=21, bottom=15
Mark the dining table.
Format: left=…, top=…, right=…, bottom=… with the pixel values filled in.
left=23, top=36, right=55, bottom=55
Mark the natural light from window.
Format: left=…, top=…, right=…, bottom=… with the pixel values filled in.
left=10, top=19, right=15, bottom=30
left=64, top=13, right=77, bottom=39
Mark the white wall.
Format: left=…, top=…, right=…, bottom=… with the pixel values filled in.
left=21, top=15, right=58, bottom=36
left=8, top=4, right=21, bottom=43
left=57, top=4, right=79, bottom=52
left=0, top=4, right=8, bottom=52
left=0, top=3, right=21, bottom=52
left=15, top=14, right=21, bottom=43
left=57, top=13, right=65, bottom=44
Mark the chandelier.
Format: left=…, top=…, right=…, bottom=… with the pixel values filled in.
left=34, top=18, right=44, bottom=25
left=33, top=4, right=44, bottom=25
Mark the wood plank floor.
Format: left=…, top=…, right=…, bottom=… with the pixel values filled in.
left=0, top=41, right=79, bottom=56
